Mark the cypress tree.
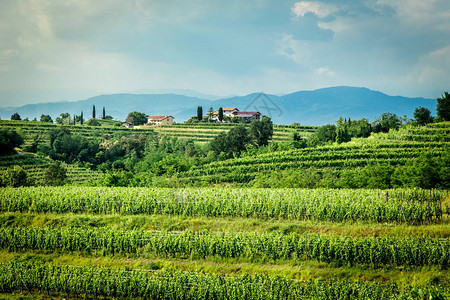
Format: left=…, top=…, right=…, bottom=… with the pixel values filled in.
left=102, top=107, right=105, bottom=120
left=218, top=107, right=224, bottom=122
left=81, top=111, right=84, bottom=125
left=197, top=106, right=203, bottom=121
left=92, top=105, right=96, bottom=119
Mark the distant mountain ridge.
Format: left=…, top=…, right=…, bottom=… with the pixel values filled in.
left=0, top=86, right=436, bottom=125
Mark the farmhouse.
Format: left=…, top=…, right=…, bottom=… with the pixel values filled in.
left=232, top=111, right=261, bottom=122
left=122, top=121, right=134, bottom=128
left=222, top=108, right=239, bottom=117
left=147, top=115, right=174, bottom=126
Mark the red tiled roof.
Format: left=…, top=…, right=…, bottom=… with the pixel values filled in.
left=223, top=108, right=238, bottom=111
left=148, top=115, right=173, bottom=121
left=232, top=111, right=260, bottom=116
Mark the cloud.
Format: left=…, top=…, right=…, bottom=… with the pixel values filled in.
left=292, top=1, right=338, bottom=18
left=278, top=34, right=311, bottom=65
left=36, top=63, right=60, bottom=73
left=405, top=46, right=450, bottom=86
left=0, top=0, right=449, bottom=107
left=315, top=67, right=335, bottom=77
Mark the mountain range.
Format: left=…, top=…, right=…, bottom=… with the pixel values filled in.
left=0, top=86, right=436, bottom=125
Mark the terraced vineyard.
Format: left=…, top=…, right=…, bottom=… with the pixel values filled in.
left=1, top=120, right=314, bottom=147
left=0, top=187, right=448, bottom=299
left=180, top=122, right=450, bottom=184
left=0, top=153, right=100, bottom=185
left=152, top=123, right=317, bottom=143
left=0, top=120, right=155, bottom=149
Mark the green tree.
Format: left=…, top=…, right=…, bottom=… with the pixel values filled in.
left=92, top=105, right=96, bottom=119
left=10, top=112, right=21, bottom=120
left=102, top=106, right=106, bottom=119
left=436, top=92, right=450, bottom=121
left=86, top=118, right=101, bottom=126
left=210, top=125, right=250, bottom=157
left=40, top=114, right=53, bottom=123
left=307, top=124, right=336, bottom=147
left=391, top=149, right=450, bottom=189
left=43, top=127, right=98, bottom=164
left=207, top=107, right=214, bottom=121
left=197, top=106, right=203, bottom=121
left=413, top=106, right=433, bottom=125
left=372, top=112, right=401, bottom=133
left=335, top=117, right=350, bottom=144
left=98, top=171, right=133, bottom=187
left=354, top=118, right=372, bottom=137
left=152, top=155, right=192, bottom=176
left=218, top=107, right=224, bottom=122
left=1, top=166, right=28, bottom=187
left=126, top=111, right=147, bottom=126
left=43, top=161, right=67, bottom=186
left=249, top=116, right=273, bottom=146
left=56, top=112, right=71, bottom=125
left=0, top=128, right=23, bottom=155
left=80, top=111, right=84, bottom=125
left=226, top=125, right=250, bottom=154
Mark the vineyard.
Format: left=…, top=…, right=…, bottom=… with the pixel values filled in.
left=180, top=122, right=450, bottom=184
left=0, top=120, right=315, bottom=147
left=152, top=123, right=317, bottom=143
left=0, top=120, right=156, bottom=149
left=0, top=187, right=447, bottom=223
left=0, top=187, right=449, bottom=298
left=0, top=121, right=449, bottom=298
left=0, top=153, right=100, bottom=185
left=0, top=262, right=444, bottom=300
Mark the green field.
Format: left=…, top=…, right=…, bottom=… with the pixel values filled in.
left=0, top=187, right=448, bottom=299
left=1, top=120, right=449, bottom=298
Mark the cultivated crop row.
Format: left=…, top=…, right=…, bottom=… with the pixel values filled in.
left=0, top=187, right=445, bottom=223
left=1, top=227, right=448, bottom=267
left=0, top=262, right=444, bottom=299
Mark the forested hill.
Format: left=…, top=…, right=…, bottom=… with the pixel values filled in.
left=0, top=86, right=436, bottom=125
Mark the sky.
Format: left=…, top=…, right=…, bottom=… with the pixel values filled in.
left=0, top=0, right=449, bottom=107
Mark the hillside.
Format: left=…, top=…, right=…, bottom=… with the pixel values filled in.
left=0, top=153, right=100, bottom=185
left=0, top=120, right=155, bottom=150
left=0, top=119, right=313, bottom=146
left=0, top=86, right=436, bottom=125
left=1, top=118, right=449, bottom=299
left=179, top=122, right=450, bottom=185
left=151, top=123, right=317, bottom=143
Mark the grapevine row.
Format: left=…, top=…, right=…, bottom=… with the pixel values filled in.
left=1, top=227, right=448, bottom=267
left=0, top=187, right=446, bottom=223
left=0, top=262, right=445, bottom=299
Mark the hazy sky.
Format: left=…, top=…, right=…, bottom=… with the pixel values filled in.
left=1, top=0, right=449, bottom=106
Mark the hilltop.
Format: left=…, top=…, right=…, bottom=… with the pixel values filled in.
left=0, top=86, right=436, bottom=125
